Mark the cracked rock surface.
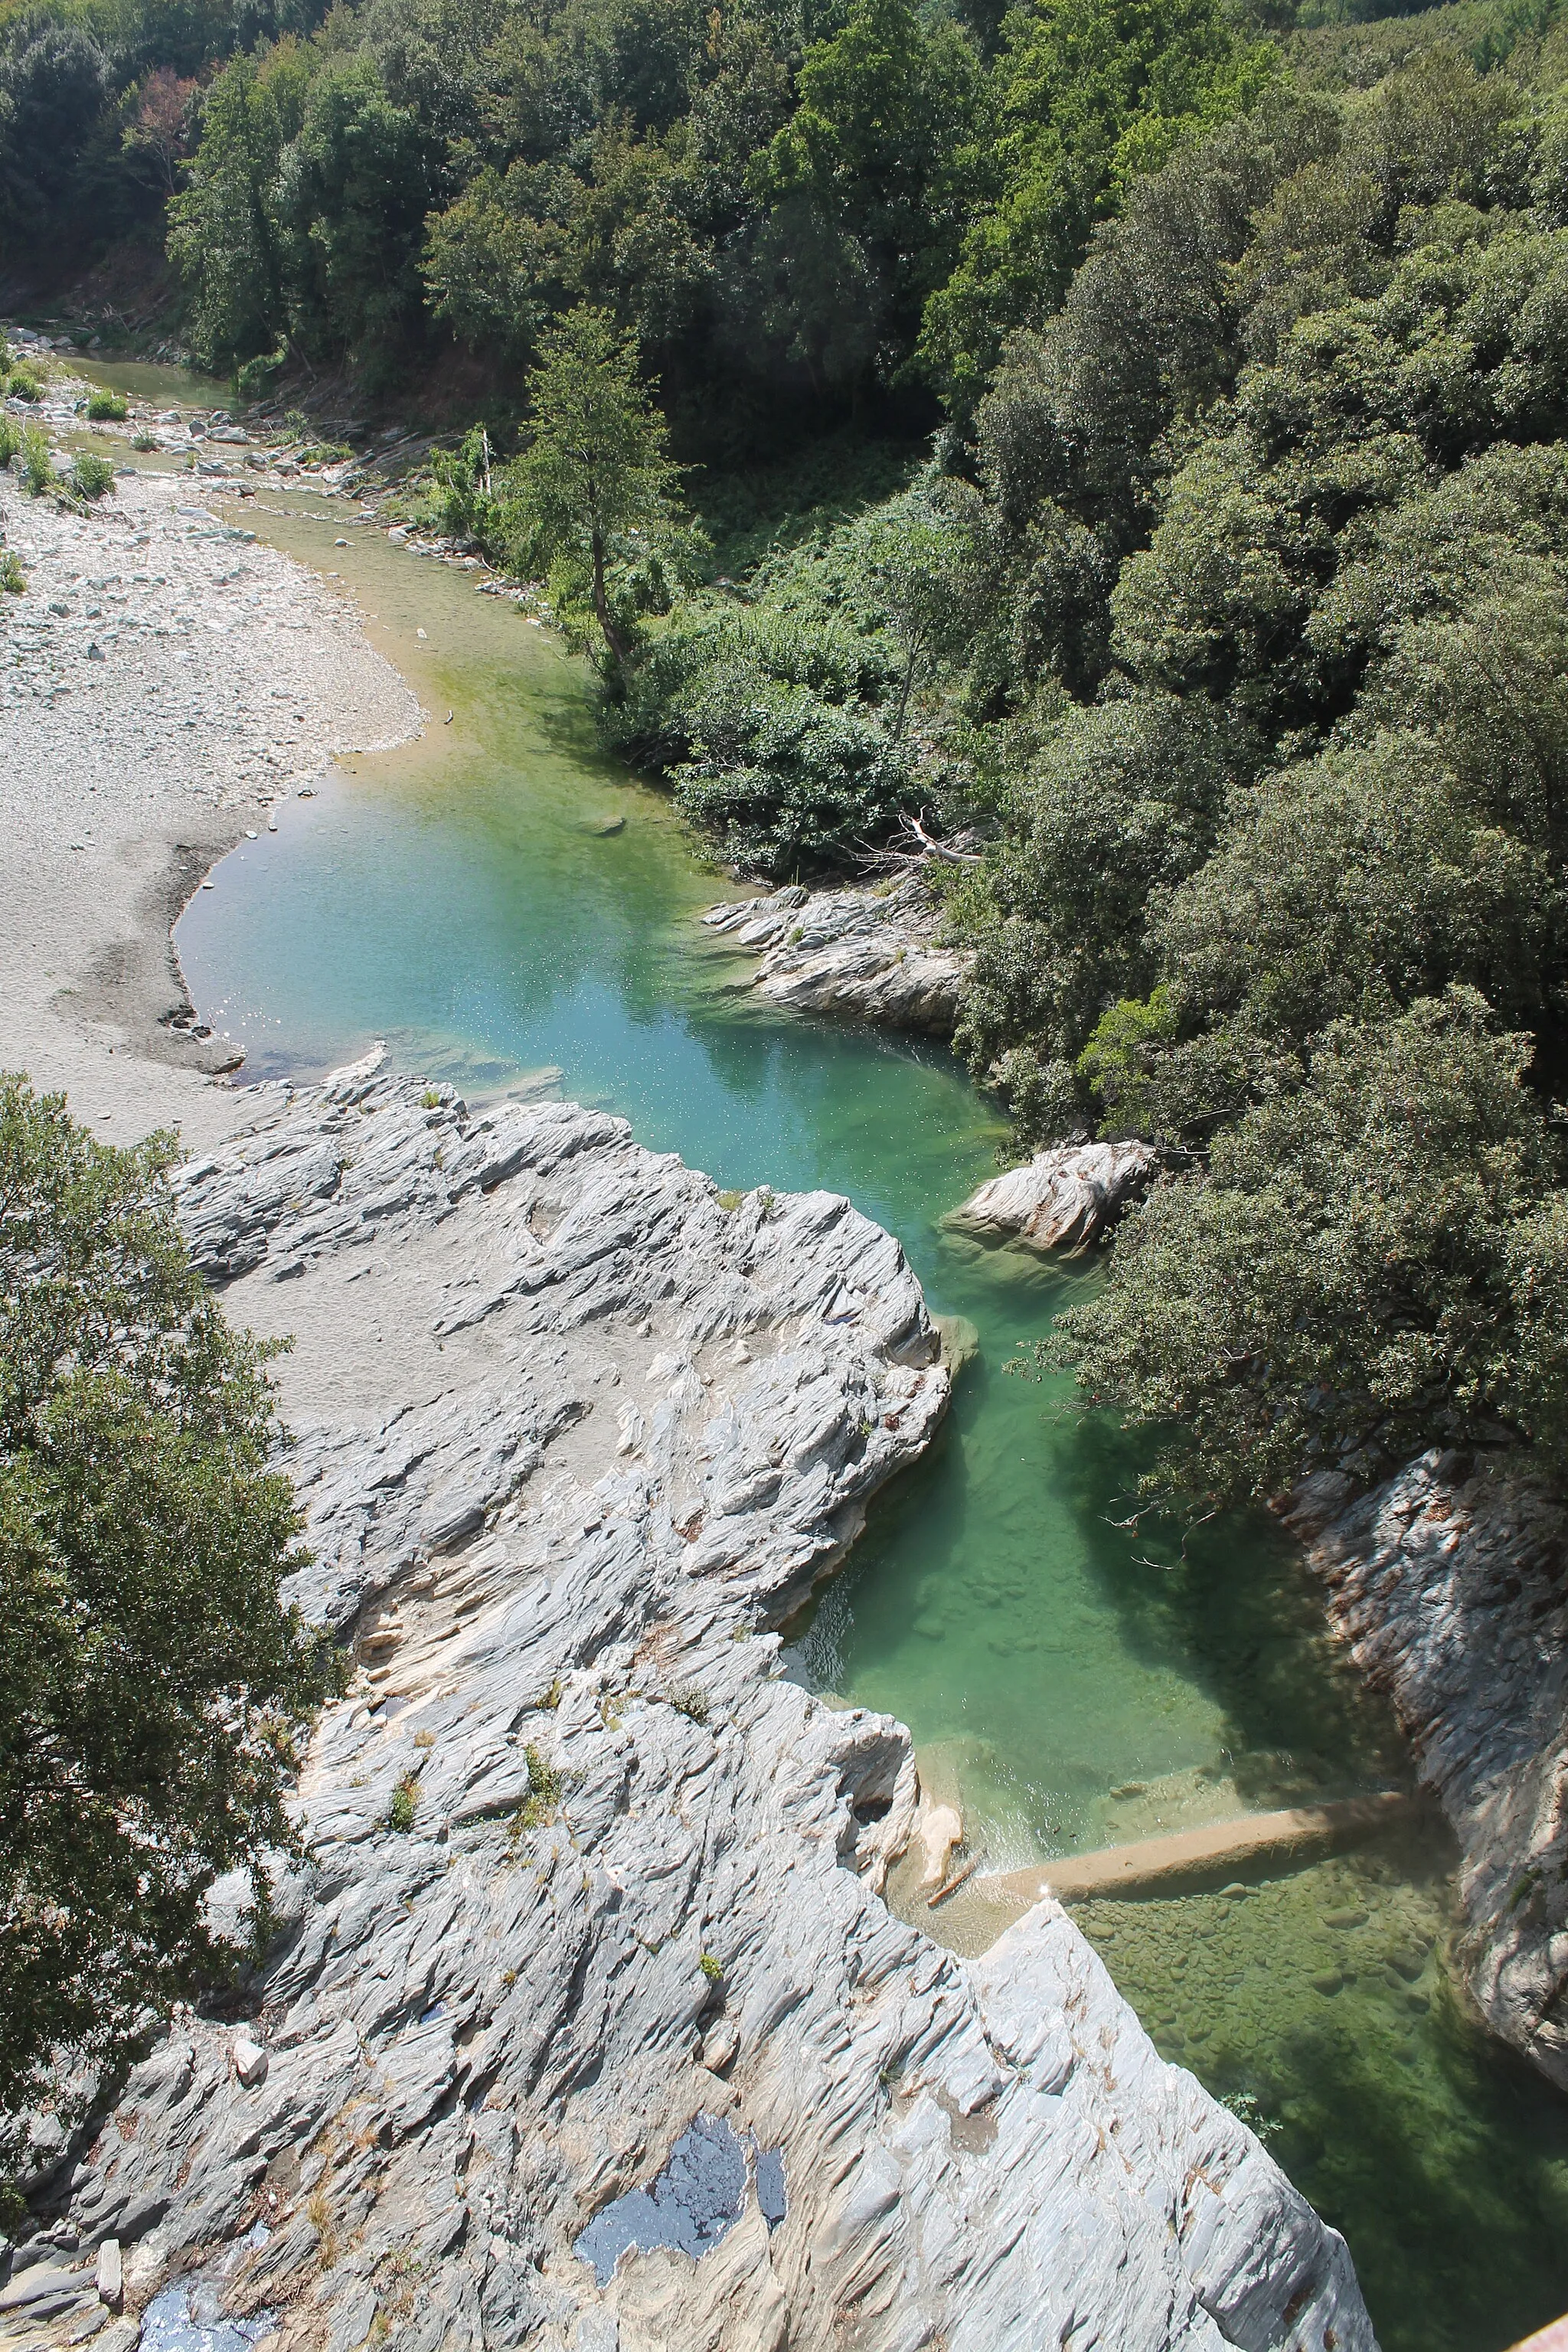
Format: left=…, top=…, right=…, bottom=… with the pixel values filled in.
left=1291, top=1454, right=1568, bottom=2096
left=702, top=877, right=971, bottom=1035
left=14, top=1063, right=1372, bottom=2352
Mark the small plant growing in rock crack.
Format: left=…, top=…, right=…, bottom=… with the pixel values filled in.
left=420, top=1088, right=442, bottom=1109
left=699, top=1952, right=724, bottom=1983
left=387, top=1774, right=420, bottom=1833
left=715, top=1189, right=744, bottom=1212
left=539, top=1676, right=563, bottom=1710
left=508, top=1744, right=562, bottom=1841
left=668, top=1685, right=709, bottom=1726
left=0, top=552, right=24, bottom=594
left=307, top=2189, right=339, bottom=2267
left=412, top=1729, right=436, bottom=1751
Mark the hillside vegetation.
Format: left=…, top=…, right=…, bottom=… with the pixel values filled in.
left=8, top=0, right=1568, bottom=1508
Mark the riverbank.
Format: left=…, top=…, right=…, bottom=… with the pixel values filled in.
left=0, top=420, right=1377, bottom=2348
left=0, top=452, right=415, bottom=1148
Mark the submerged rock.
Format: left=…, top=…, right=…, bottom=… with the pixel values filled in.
left=949, top=1138, right=1157, bottom=1253
left=1289, top=1454, right=1568, bottom=2092
left=702, top=875, right=971, bottom=1034
left=41, top=1073, right=1370, bottom=2352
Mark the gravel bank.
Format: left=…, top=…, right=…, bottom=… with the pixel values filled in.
left=0, top=454, right=416, bottom=1150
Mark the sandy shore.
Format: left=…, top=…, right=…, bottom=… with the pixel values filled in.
left=0, top=459, right=416, bottom=1151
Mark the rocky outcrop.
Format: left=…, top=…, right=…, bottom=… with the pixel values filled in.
left=10, top=1064, right=1373, bottom=2352
left=702, top=877, right=971, bottom=1034
left=949, top=1139, right=1157, bottom=1253
left=1289, top=1455, right=1568, bottom=2092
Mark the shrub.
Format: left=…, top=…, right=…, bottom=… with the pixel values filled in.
left=0, top=416, right=19, bottom=467
left=85, top=390, right=126, bottom=422
left=69, top=451, right=116, bottom=501
left=19, top=425, right=54, bottom=496
left=699, top=1952, right=724, bottom=1982
left=0, top=1076, right=331, bottom=2116
left=6, top=367, right=41, bottom=402
left=508, top=1742, right=562, bottom=1838
left=131, top=432, right=157, bottom=452
left=387, top=1774, right=420, bottom=1832
left=0, top=553, right=24, bottom=593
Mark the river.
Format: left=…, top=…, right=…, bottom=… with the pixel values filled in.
left=81, top=370, right=1568, bottom=2351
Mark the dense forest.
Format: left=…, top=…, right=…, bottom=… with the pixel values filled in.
left=7, top=0, right=1568, bottom=1511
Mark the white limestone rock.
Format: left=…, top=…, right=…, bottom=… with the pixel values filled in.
left=703, top=876, right=971, bottom=1034
left=1289, top=1453, right=1568, bottom=2093
left=44, top=1076, right=1370, bottom=2352
left=950, top=1138, right=1156, bottom=1253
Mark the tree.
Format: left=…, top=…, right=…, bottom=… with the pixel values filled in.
left=0, top=1078, right=335, bottom=2119
left=122, top=67, right=198, bottom=198
left=505, top=303, right=688, bottom=668
left=1054, top=991, right=1566, bottom=1509
left=168, top=51, right=298, bottom=371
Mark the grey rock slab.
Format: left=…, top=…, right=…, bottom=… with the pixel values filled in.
left=52, top=1073, right=1373, bottom=2352
left=949, top=1140, right=1156, bottom=1254
left=703, top=877, right=971, bottom=1034
left=1289, top=1454, right=1568, bottom=2092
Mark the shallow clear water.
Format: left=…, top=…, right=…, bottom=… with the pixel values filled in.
left=169, top=485, right=1568, bottom=2350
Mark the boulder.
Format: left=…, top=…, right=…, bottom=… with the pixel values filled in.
left=1288, top=1455, right=1568, bottom=2093
left=949, top=1139, right=1156, bottom=1253
left=703, top=875, right=972, bottom=1034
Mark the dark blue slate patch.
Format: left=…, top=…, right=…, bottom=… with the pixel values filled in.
left=755, top=2146, right=786, bottom=2230
left=574, top=2114, right=748, bottom=2286
left=140, top=2281, right=276, bottom=2352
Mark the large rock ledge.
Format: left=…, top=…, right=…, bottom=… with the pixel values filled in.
left=1289, top=1455, right=1568, bottom=2096
left=14, top=1067, right=1370, bottom=2352
left=702, top=876, right=971, bottom=1034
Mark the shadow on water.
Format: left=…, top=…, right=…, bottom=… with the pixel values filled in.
left=158, top=472, right=1568, bottom=2352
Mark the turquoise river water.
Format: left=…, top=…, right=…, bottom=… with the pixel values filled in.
left=119, top=446, right=1568, bottom=2351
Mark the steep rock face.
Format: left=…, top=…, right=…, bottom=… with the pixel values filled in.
left=702, top=877, right=970, bottom=1034
left=1289, top=1456, right=1568, bottom=2091
left=949, top=1140, right=1157, bottom=1253
left=24, top=1069, right=1373, bottom=2352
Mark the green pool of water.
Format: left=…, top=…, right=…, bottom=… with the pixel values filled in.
left=172, top=485, right=1568, bottom=2350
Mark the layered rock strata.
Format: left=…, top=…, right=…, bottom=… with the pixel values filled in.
left=950, top=1138, right=1157, bottom=1253
left=1290, top=1455, right=1568, bottom=2095
left=702, top=877, right=971, bottom=1034
left=12, top=1066, right=1372, bottom=2352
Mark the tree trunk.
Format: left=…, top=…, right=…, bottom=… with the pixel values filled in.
left=591, top=528, right=629, bottom=669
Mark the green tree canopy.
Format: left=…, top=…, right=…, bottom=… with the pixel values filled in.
left=504, top=302, right=691, bottom=666
left=0, top=1078, right=334, bottom=2119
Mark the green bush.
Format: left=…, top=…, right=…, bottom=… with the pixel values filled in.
left=0, top=1075, right=332, bottom=2116
left=85, top=390, right=127, bottom=422
left=19, top=426, right=54, bottom=497
left=387, top=1774, right=419, bottom=1832
left=6, top=367, right=42, bottom=402
left=0, top=552, right=24, bottom=594
left=0, top=416, right=19, bottom=469
left=68, top=450, right=116, bottom=501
